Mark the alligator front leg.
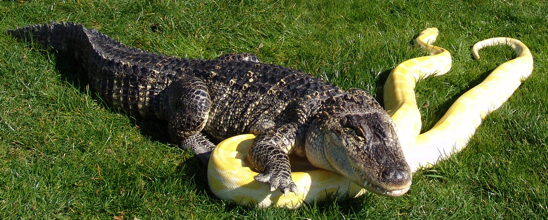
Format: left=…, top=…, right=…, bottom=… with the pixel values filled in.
left=166, top=76, right=215, bottom=165
left=247, top=123, right=300, bottom=195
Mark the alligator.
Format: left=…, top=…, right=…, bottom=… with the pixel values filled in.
left=7, top=22, right=412, bottom=196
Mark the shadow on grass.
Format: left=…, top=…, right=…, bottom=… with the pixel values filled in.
left=177, top=155, right=213, bottom=194
left=54, top=51, right=174, bottom=143
left=374, top=68, right=393, bottom=105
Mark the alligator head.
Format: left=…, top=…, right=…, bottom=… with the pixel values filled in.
left=305, top=92, right=412, bottom=197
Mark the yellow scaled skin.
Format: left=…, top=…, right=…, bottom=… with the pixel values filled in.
left=207, top=28, right=534, bottom=208
left=395, top=34, right=534, bottom=171
left=384, top=28, right=453, bottom=152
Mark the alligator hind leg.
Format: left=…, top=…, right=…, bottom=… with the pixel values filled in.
left=166, top=76, right=214, bottom=164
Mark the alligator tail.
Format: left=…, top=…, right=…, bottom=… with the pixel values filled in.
left=6, top=22, right=91, bottom=54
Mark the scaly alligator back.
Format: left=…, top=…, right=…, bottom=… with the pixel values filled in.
left=7, top=23, right=344, bottom=137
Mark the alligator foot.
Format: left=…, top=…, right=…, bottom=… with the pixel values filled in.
left=181, top=133, right=216, bottom=165
left=247, top=123, right=301, bottom=195
left=254, top=163, right=299, bottom=196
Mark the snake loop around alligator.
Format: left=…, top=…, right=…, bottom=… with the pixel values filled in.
left=207, top=28, right=534, bottom=208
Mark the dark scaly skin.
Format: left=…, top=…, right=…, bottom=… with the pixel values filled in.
left=7, top=22, right=412, bottom=196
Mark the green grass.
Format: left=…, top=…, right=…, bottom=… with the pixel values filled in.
left=1, top=0, right=547, bottom=218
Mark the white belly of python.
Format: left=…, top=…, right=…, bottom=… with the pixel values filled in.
left=207, top=28, right=534, bottom=208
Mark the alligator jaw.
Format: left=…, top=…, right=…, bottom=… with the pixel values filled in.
left=353, top=166, right=411, bottom=197
left=368, top=183, right=410, bottom=197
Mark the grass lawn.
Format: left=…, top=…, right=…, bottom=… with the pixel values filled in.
left=1, top=0, right=547, bottom=218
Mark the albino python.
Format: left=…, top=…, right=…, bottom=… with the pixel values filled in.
left=207, top=28, right=534, bottom=208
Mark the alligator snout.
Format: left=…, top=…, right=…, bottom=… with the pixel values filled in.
left=381, top=166, right=411, bottom=187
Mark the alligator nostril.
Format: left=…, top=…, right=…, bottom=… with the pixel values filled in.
left=382, top=168, right=411, bottom=185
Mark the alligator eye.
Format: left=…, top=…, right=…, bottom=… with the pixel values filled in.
left=355, top=127, right=367, bottom=139
left=340, top=115, right=370, bottom=140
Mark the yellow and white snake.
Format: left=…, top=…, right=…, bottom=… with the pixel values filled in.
left=207, top=28, right=534, bottom=208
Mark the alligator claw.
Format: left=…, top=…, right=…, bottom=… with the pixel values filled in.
left=254, top=170, right=299, bottom=196
left=284, top=183, right=299, bottom=196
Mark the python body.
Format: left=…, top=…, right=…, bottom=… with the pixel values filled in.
left=208, top=28, right=534, bottom=208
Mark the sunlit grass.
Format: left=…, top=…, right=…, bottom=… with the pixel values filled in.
left=0, top=0, right=546, bottom=218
